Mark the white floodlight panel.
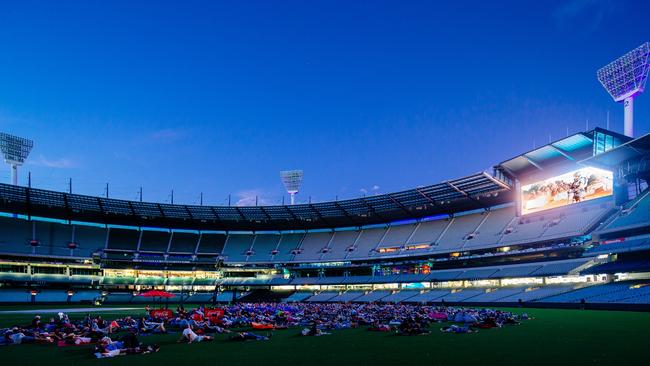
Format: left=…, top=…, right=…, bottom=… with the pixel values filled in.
left=597, top=42, right=650, bottom=102
left=280, top=170, right=304, bottom=194
left=0, top=132, right=34, bottom=164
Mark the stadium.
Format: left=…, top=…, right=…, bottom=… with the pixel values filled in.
left=1, top=3, right=650, bottom=366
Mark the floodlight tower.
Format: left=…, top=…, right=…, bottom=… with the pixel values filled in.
left=280, top=170, right=304, bottom=205
left=597, top=42, right=650, bottom=137
left=0, top=133, right=34, bottom=185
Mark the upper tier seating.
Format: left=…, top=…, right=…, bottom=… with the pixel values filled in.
left=598, top=190, right=650, bottom=233
left=375, top=224, right=417, bottom=254
left=321, top=229, right=360, bottom=261
left=292, top=231, right=333, bottom=262
left=247, top=234, right=282, bottom=263
left=196, top=233, right=227, bottom=254
left=107, top=228, right=139, bottom=251
left=406, top=218, right=449, bottom=247
left=139, top=230, right=170, bottom=252
left=434, top=212, right=487, bottom=252
left=168, top=232, right=199, bottom=253
left=0, top=195, right=620, bottom=263
left=346, top=227, right=387, bottom=259
left=0, top=217, right=103, bottom=257
left=222, top=234, right=255, bottom=263
left=462, top=207, right=517, bottom=250
left=273, top=233, right=304, bottom=262
left=501, top=201, right=612, bottom=245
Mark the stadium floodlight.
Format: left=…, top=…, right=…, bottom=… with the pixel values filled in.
left=0, top=133, right=34, bottom=185
left=597, top=42, right=650, bottom=137
left=280, top=170, right=304, bottom=205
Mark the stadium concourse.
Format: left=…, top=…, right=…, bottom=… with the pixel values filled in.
left=0, top=128, right=648, bottom=311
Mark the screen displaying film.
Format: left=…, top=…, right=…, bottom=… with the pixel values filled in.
left=520, top=167, right=613, bottom=215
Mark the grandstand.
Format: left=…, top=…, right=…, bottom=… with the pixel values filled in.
left=0, top=128, right=647, bottom=310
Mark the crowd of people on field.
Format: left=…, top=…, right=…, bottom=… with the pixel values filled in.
left=0, top=302, right=530, bottom=357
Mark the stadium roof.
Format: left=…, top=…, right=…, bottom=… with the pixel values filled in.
left=0, top=172, right=513, bottom=231
left=580, top=132, right=650, bottom=169
left=496, top=128, right=631, bottom=179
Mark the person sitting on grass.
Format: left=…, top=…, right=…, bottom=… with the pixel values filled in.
left=178, top=324, right=213, bottom=344
left=397, top=317, right=430, bottom=336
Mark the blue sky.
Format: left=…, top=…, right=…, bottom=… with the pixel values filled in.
left=0, top=0, right=648, bottom=206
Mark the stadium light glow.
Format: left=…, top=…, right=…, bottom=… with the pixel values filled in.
left=280, top=170, right=304, bottom=205
left=0, top=132, right=34, bottom=185
left=597, top=42, right=650, bottom=137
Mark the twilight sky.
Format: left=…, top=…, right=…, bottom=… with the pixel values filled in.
left=0, top=0, right=648, bottom=206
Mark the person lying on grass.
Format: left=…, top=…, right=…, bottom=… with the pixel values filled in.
left=301, top=322, right=331, bottom=336
left=94, top=334, right=160, bottom=358
left=178, top=324, right=214, bottom=343
left=440, top=325, right=477, bottom=334
left=138, top=316, right=167, bottom=334
left=228, top=332, right=271, bottom=341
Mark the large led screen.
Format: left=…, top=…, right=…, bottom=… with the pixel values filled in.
left=521, top=167, right=613, bottom=215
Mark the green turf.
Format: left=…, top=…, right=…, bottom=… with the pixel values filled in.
left=1, top=307, right=648, bottom=366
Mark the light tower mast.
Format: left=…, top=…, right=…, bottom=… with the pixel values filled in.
left=280, top=170, right=304, bottom=205
left=0, top=133, right=34, bottom=185
left=597, top=42, right=650, bottom=137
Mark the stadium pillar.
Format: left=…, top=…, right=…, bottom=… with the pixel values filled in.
left=624, top=97, right=634, bottom=137
left=10, top=164, right=18, bottom=185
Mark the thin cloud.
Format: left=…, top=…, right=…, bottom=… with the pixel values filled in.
left=359, top=185, right=381, bottom=196
left=28, top=154, right=78, bottom=169
left=552, top=0, right=615, bottom=33
left=235, top=189, right=271, bottom=206
left=148, top=128, right=188, bottom=142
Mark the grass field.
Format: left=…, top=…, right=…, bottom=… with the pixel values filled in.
left=1, top=306, right=649, bottom=366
